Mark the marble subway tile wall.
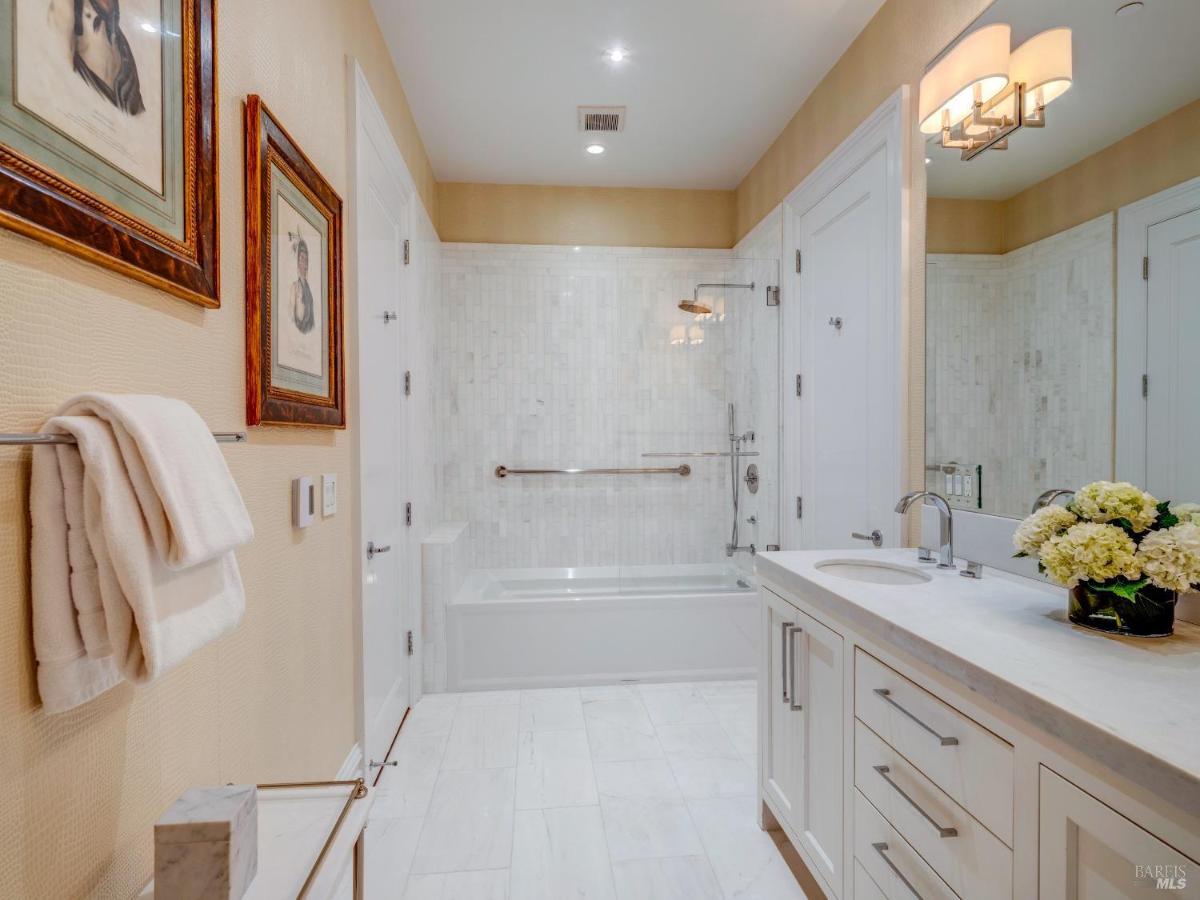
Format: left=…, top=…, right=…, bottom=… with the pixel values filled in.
left=422, top=522, right=470, bottom=692
left=926, top=214, right=1114, bottom=519
left=438, top=244, right=742, bottom=571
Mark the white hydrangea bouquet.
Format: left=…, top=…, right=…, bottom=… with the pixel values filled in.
left=1014, top=481, right=1200, bottom=637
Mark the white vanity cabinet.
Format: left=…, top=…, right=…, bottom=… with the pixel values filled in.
left=760, top=587, right=845, bottom=897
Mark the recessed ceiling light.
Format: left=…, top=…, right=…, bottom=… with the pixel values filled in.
left=586, top=143, right=606, bottom=155
left=606, top=47, right=627, bottom=63
left=1115, top=1, right=1144, bottom=15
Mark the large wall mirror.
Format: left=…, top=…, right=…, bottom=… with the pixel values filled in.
left=922, top=0, right=1200, bottom=550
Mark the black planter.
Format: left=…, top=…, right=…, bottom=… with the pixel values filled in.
left=1068, top=583, right=1178, bottom=638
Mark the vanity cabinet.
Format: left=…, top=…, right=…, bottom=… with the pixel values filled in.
left=761, top=588, right=845, bottom=897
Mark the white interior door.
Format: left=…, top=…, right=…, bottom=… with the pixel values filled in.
left=1146, top=208, right=1200, bottom=504
left=794, top=148, right=897, bottom=550
left=356, top=107, right=411, bottom=772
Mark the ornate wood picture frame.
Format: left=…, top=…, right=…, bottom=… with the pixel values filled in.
left=0, top=0, right=219, bottom=306
left=244, top=95, right=344, bottom=428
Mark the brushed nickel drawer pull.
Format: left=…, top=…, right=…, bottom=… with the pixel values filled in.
left=873, top=688, right=959, bottom=746
left=789, top=625, right=804, bottom=712
left=781, top=621, right=794, bottom=702
left=873, top=765, right=958, bottom=838
left=872, top=842, right=925, bottom=900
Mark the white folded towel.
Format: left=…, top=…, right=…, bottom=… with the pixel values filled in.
left=30, top=394, right=254, bottom=713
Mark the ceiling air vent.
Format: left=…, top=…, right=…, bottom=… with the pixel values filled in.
left=578, top=106, right=626, bottom=133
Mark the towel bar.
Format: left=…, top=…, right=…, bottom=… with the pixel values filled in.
left=0, top=432, right=247, bottom=446
left=496, top=464, right=691, bottom=477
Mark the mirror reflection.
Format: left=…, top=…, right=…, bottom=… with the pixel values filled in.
left=924, top=0, right=1200, bottom=520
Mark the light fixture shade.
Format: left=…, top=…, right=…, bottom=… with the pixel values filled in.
left=919, top=23, right=1011, bottom=134
left=1011, top=27, right=1073, bottom=115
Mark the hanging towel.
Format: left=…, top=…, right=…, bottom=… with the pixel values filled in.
left=30, top=394, right=254, bottom=713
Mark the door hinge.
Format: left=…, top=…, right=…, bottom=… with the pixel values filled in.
left=796, top=496, right=803, bottom=519
left=403, top=239, right=411, bottom=265
left=1143, top=255, right=1149, bottom=281
left=404, top=370, right=412, bottom=396
left=405, top=502, right=413, bottom=527
left=795, top=250, right=802, bottom=274
left=1143, top=374, right=1149, bottom=398
left=795, top=374, right=802, bottom=397
left=766, top=285, right=780, bottom=307
left=406, top=630, right=414, bottom=656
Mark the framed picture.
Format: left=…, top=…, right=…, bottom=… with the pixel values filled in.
left=0, top=0, right=219, bottom=306
left=243, top=94, right=344, bottom=428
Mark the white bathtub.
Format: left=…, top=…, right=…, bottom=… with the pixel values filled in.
left=446, top=564, right=758, bottom=691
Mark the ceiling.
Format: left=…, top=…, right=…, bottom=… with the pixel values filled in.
left=927, top=0, right=1200, bottom=200
left=369, top=0, right=887, bottom=190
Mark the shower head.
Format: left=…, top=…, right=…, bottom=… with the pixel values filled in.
left=678, top=282, right=755, bottom=316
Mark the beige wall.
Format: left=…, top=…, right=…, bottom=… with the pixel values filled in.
left=437, top=182, right=736, bottom=249
left=927, top=99, right=1200, bottom=254
left=0, top=1, right=435, bottom=897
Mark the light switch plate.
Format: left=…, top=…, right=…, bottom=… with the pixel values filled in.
left=322, top=473, right=337, bottom=516
left=293, top=476, right=314, bottom=528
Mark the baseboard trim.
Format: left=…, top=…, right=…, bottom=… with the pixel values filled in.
left=337, top=743, right=363, bottom=781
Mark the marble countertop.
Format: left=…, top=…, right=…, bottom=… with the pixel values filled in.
left=755, top=548, right=1200, bottom=816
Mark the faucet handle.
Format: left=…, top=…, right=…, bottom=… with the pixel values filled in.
left=960, top=560, right=984, bottom=579
left=917, top=547, right=936, bottom=564
left=852, top=530, right=884, bottom=548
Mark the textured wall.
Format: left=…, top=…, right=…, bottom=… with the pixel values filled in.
left=437, top=183, right=736, bottom=249
left=0, top=1, right=435, bottom=897
left=926, top=198, right=1007, bottom=255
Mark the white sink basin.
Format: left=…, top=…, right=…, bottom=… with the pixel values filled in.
left=815, top=559, right=932, bottom=586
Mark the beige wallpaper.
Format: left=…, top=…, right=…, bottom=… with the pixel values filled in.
left=0, top=1, right=435, bottom=897
left=926, top=197, right=1007, bottom=254
left=437, top=182, right=737, bottom=249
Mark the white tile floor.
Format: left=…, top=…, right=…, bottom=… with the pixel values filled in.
left=365, top=681, right=813, bottom=899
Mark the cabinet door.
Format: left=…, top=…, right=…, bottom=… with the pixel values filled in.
left=1040, top=767, right=1198, bottom=899
left=761, top=590, right=802, bottom=823
left=793, top=607, right=845, bottom=896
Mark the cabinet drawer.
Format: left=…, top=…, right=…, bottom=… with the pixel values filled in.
left=855, top=650, right=1014, bottom=844
left=855, top=790, right=959, bottom=900
left=854, top=861, right=888, bottom=900
left=856, top=721, right=1012, bottom=900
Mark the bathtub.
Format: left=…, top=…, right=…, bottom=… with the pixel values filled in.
left=446, top=563, right=758, bottom=691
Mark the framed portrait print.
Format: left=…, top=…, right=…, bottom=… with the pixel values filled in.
left=0, top=0, right=219, bottom=306
left=243, top=95, right=344, bottom=428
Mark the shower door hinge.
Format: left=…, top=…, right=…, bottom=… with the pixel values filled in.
left=1143, top=255, right=1149, bottom=281
left=404, top=370, right=412, bottom=396
left=1143, top=374, right=1149, bottom=398
left=766, top=285, right=780, bottom=307
left=404, top=239, right=411, bottom=265
left=406, top=630, right=414, bottom=656
left=796, top=496, right=803, bottom=519
left=795, top=374, right=802, bottom=397
left=795, top=250, right=802, bottom=274
left=405, top=502, right=413, bottom=527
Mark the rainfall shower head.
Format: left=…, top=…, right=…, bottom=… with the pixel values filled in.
left=678, top=282, right=756, bottom=315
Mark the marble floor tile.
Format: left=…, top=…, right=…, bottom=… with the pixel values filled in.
left=441, top=705, right=520, bottom=770
left=405, top=697, right=460, bottom=739
left=402, top=869, right=509, bottom=900
left=373, top=736, right=448, bottom=819
left=509, top=807, right=616, bottom=900
left=638, top=687, right=717, bottom=727
left=599, top=798, right=705, bottom=862
left=365, top=817, right=424, bottom=898
left=518, top=688, right=585, bottom=732
left=580, top=684, right=641, bottom=701
left=655, top=722, right=740, bottom=760
left=515, top=729, right=597, bottom=809
left=688, top=796, right=808, bottom=899
left=668, top=756, right=757, bottom=800
left=584, top=697, right=662, bottom=762
left=410, top=769, right=516, bottom=874
left=593, top=759, right=681, bottom=803
left=610, top=855, right=723, bottom=900
left=456, top=690, right=522, bottom=707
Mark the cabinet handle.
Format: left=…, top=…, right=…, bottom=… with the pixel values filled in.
left=871, top=842, right=925, bottom=900
left=789, top=625, right=803, bottom=711
left=781, top=621, right=794, bottom=702
left=873, top=688, right=959, bottom=746
left=873, top=765, right=958, bottom=838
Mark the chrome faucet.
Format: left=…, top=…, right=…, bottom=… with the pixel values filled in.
left=895, top=491, right=955, bottom=569
left=1032, top=488, right=1075, bottom=515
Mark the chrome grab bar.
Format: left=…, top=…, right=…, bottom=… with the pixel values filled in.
left=873, top=688, right=959, bottom=746
left=872, top=766, right=958, bottom=838
left=495, top=465, right=690, bottom=478
left=641, top=451, right=760, bottom=458
left=872, top=843, right=925, bottom=900
left=0, top=431, right=247, bottom=446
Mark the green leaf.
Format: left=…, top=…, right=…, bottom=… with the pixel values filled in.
left=1157, top=500, right=1172, bottom=514
left=1013, top=551, right=1029, bottom=559
left=1111, top=517, right=1136, bottom=533
left=1157, top=512, right=1180, bottom=530
left=1090, top=578, right=1149, bottom=601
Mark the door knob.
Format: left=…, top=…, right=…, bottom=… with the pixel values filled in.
left=366, top=541, right=392, bottom=560
left=852, top=530, right=883, bottom=548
